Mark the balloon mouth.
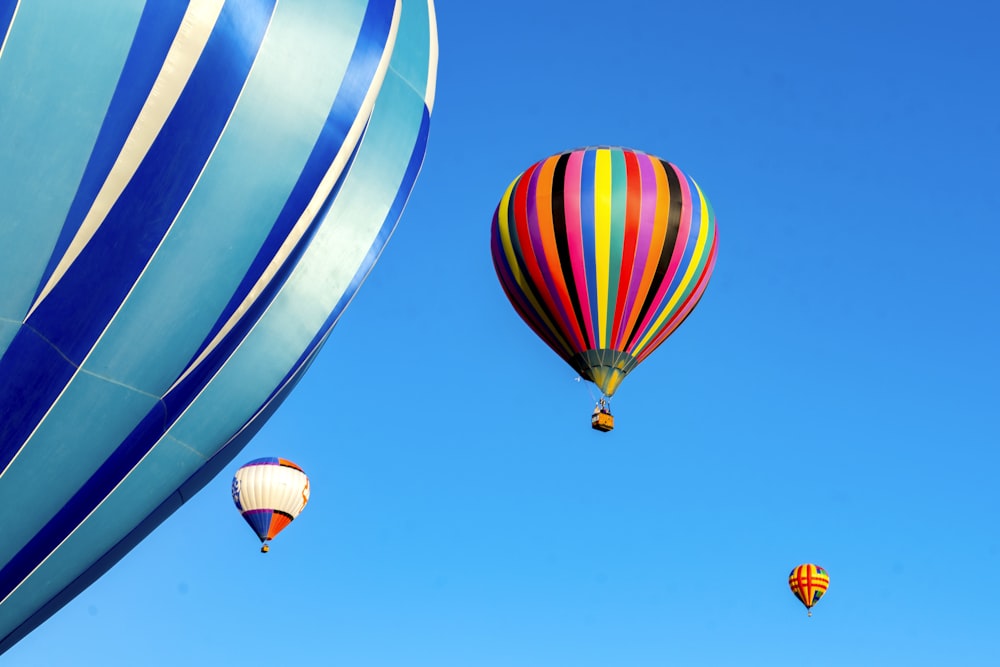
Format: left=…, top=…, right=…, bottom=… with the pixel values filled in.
left=570, top=350, right=639, bottom=397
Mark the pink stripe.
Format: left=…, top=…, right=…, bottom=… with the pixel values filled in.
left=564, top=150, right=594, bottom=349
left=492, top=213, right=568, bottom=357
left=616, top=153, right=658, bottom=346
left=629, top=162, right=693, bottom=349
left=636, top=230, right=717, bottom=363
left=532, top=158, right=586, bottom=352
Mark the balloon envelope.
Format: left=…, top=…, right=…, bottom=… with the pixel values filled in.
left=788, top=563, right=830, bottom=612
left=490, top=147, right=717, bottom=397
left=233, top=458, right=310, bottom=548
left=0, top=0, right=437, bottom=652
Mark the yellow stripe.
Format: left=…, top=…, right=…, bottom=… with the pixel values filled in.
left=496, top=176, right=570, bottom=355
left=594, top=149, right=612, bottom=348
left=633, top=180, right=711, bottom=354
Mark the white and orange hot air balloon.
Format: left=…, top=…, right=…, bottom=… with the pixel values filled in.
left=232, top=458, right=310, bottom=553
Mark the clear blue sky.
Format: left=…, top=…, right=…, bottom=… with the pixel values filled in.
left=9, top=0, right=1000, bottom=664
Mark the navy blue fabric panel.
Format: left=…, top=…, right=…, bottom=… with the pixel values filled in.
left=198, top=0, right=395, bottom=356
left=241, top=509, right=271, bottom=541
left=0, top=328, right=77, bottom=472
left=24, top=0, right=277, bottom=366
left=0, top=0, right=17, bottom=51
left=33, top=1, right=190, bottom=302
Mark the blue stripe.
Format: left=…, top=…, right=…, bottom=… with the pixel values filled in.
left=580, top=149, right=600, bottom=342
left=196, top=0, right=395, bottom=362
left=654, top=171, right=702, bottom=323
left=0, top=1, right=17, bottom=51
left=243, top=457, right=279, bottom=466
left=241, top=509, right=272, bottom=541
left=26, top=0, right=276, bottom=364
left=0, top=329, right=76, bottom=472
left=34, top=1, right=190, bottom=302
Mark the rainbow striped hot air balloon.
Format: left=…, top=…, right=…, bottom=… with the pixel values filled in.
left=0, top=0, right=436, bottom=653
left=233, top=458, right=310, bottom=553
left=789, top=563, right=830, bottom=616
left=490, top=147, right=717, bottom=429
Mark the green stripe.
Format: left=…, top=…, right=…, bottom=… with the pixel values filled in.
left=605, top=148, right=628, bottom=345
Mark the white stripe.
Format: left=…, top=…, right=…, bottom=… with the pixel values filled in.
left=168, top=0, right=403, bottom=392
left=27, top=0, right=226, bottom=317
left=424, top=0, right=438, bottom=112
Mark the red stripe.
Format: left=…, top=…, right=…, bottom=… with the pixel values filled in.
left=512, top=164, right=574, bottom=357
left=609, top=151, right=642, bottom=349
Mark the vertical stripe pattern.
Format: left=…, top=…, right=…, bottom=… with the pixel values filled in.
left=0, top=0, right=437, bottom=653
left=491, top=147, right=717, bottom=397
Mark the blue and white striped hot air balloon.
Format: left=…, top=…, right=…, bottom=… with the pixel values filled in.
left=0, top=0, right=437, bottom=653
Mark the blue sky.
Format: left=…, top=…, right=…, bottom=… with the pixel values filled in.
left=8, top=0, right=1000, bottom=664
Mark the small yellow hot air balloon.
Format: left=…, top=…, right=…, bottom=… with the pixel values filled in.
left=789, top=564, right=829, bottom=616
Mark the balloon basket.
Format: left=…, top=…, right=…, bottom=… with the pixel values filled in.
left=591, top=411, right=614, bottom=432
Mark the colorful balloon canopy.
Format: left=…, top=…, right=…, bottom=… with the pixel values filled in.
left=0, top=0, right=436, bottom=653
left=491, top=147, right=718, bottom=398
left=789, top=563, right=830, bottom=615
left=233, top=458, right=310, bottom=552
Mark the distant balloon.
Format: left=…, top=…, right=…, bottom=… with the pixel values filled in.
left=490, top=147, right=717, bottom=428
left=233, top=458, right=310, bottom=553
left=0, top=0, right=437, bottom=653
left=789, top=564, right=830, bottom=616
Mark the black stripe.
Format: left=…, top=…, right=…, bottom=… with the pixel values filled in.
left=623, top=160, right=683, bottom=350
left=550, top=153, right=591, bottom=350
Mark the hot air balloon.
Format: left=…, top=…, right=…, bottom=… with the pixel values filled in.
left=0, top=0, right=437, bottom=654
left=490, top=147, right=718, bottom=431
left=232, top=458, right=310, bottom=553
left=789, top=564, right=830, bottom=616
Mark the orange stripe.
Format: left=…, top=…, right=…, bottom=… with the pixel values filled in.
left=512, top=163, right=574, bottom=357
left=277, top=458, right=303, bottom=471
left=267, top=512, right=294, bottom=540
left=621, top=160, right=669, bottom=348
left=535, top=156, right=585, bottom=351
